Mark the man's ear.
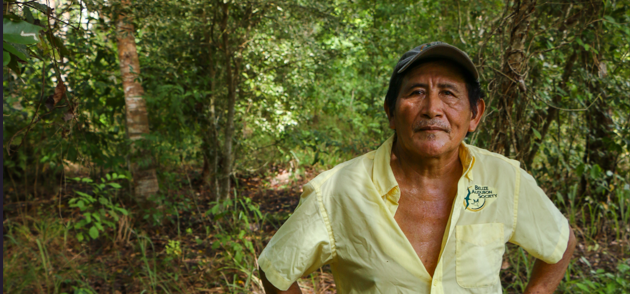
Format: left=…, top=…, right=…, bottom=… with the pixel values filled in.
left=384, top=101, right=396, bottom=130
left=468, top=99, right=486, bottom=132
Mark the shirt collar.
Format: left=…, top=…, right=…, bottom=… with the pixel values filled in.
left=372, top=135, right=476, bottom=199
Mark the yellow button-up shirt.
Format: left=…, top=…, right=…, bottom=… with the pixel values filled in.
left=258, top=135, right=570, bottom=293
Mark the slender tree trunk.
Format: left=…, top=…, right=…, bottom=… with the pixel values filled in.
left=585, top=60, right=615, bottom=201
left=116, top=1, right=159, bottom=197
left=523, top=50, right=578, bottom=166
left=491, top=0, right=537, bottom=158
left=201, top=32, right=221, bottom=198
left=218, top=2, right=238, bottom=201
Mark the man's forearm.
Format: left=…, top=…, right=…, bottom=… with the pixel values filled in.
left=259, top=267, right=302, bottom=294
left=524, top=227, right=577, bottom=294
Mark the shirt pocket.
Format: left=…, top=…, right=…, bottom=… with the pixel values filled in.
left=455, top=223, right=505, bottom=288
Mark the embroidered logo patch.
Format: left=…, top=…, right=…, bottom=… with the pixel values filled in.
left=463, top=185, right=498, bottom=212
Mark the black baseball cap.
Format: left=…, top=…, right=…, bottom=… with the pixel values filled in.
left=394, top=41, right=479, bottom=81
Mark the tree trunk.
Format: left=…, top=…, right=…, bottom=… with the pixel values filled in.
left=116, top=1, right=159, bottom=197
left=584, top=59, right=615, bottom=201
left=491, top=0, right=537, bottom=158
left=523, top=50, right=578, bottom=166
left=218, top=2, right=238, bottom=201
left=201, top=24, right=221, bottom=198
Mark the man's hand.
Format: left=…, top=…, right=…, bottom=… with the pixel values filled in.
left=524, top=227, right=577, bottom=294
left=259, top=267, right=302, bottom=294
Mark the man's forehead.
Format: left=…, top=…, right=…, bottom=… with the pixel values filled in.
left=403, top=60, right=468, bottom=84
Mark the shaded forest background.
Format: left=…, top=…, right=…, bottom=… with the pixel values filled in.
left=3, top=0, right=630, bottom=293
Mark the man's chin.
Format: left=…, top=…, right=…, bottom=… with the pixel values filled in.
left=410, top=139, right=453, bottom=158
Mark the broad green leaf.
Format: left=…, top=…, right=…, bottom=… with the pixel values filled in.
left=590, top=164, right=602, bottom=179
left=109, top=182, right=122, bottom=189
left=84, top=212, right=92, bottom=223
left=4, top=42, right=29, bottom=61
left=532, top=128, right=541, bottom=140
left=117, top=207, right=129, bottom=215
left=3, top=51, right=9, bottom=66
left=89, top=226, right=99, bottom=239
left=77, top=232, right=84, bottom=242
left=3, top=19, right=43, bottom=44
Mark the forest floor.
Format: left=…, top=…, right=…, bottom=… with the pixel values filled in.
left=3, top=165, right=629, bottom=293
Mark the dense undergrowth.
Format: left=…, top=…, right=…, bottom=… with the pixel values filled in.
left=3, top=165, right=629, bottom=294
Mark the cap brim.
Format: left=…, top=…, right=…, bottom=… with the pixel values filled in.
left=397, top=44, right=479, bottom=81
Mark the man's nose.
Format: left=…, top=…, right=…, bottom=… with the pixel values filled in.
left=420, top=89, right=443, bottom=118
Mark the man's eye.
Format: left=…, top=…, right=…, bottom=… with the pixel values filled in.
left=443, top=90, right=454, bottom=96
left=411, top=90, right=425, bottom=96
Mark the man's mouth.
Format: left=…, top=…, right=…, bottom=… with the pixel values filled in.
left=417, top=126, right=446, bottom=131
left=415, top=126, right=450, bottom=133
left=412, top=120, right=451, bottom=133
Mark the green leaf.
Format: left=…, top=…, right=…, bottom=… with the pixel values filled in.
left=77, top=232, right=84, bottom=242
left=99, top=197, right=108, bottom=205
left=74, top=219, right=86, bottom=229
left=3, top=42, right=28, bottom=61
left=575, top=163, right=585, bottom=178
left=591, top=164, right=602, bottom=179
left=117, top=208, right=129, bottom=216
left=106, top=174, right=111, bottom=181
left=603, top=15, right=616, bottom=24
left=3, top=19, right=43, bottom=44
left=3, top=51, right=9, bottom=66
left=576, top=38, right=584, bottom=47
left=84, top=212, right=92, bottom=223
left=29, top=3, right=51, bottom=14
left=532, top=128, right=541, bottom=140
left=108, top=183, right=122, bottom=189
left=7, top=53, right=21, bottom=75
left=23, top=7, right=35, bottom=24
left=89, top=226, right=99, bottom=239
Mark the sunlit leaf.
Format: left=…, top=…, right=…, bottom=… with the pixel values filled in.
left=89, top=226, right=99, bottom=239
left=3, top=19, right=43, bottom=44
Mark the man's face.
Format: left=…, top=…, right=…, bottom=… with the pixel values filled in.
left=385, top=60, right=484, bottom=159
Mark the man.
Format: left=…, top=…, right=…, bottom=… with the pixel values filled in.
left=258, top=42, right=576, bottom=293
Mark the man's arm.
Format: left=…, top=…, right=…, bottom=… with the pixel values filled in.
left=260, top=267, right=302, bottom=294
left=524, top=227, right=577, bottom=294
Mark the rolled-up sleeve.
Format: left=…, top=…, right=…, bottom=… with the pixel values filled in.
left=258, top=183, right=335, bottom=290
left=509, top=170, right=570, bottom=264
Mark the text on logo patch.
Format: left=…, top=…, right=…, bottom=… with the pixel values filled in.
left=463, top=185, right=497, bottom=212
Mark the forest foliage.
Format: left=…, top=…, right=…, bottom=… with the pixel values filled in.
left=3, top=0, right=630, bottom=293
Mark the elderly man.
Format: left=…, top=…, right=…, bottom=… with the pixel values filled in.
left=258, top=42, right=576, bottom=293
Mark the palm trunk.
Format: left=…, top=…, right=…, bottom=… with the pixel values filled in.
left=116, top=1, right=159, bottom=197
